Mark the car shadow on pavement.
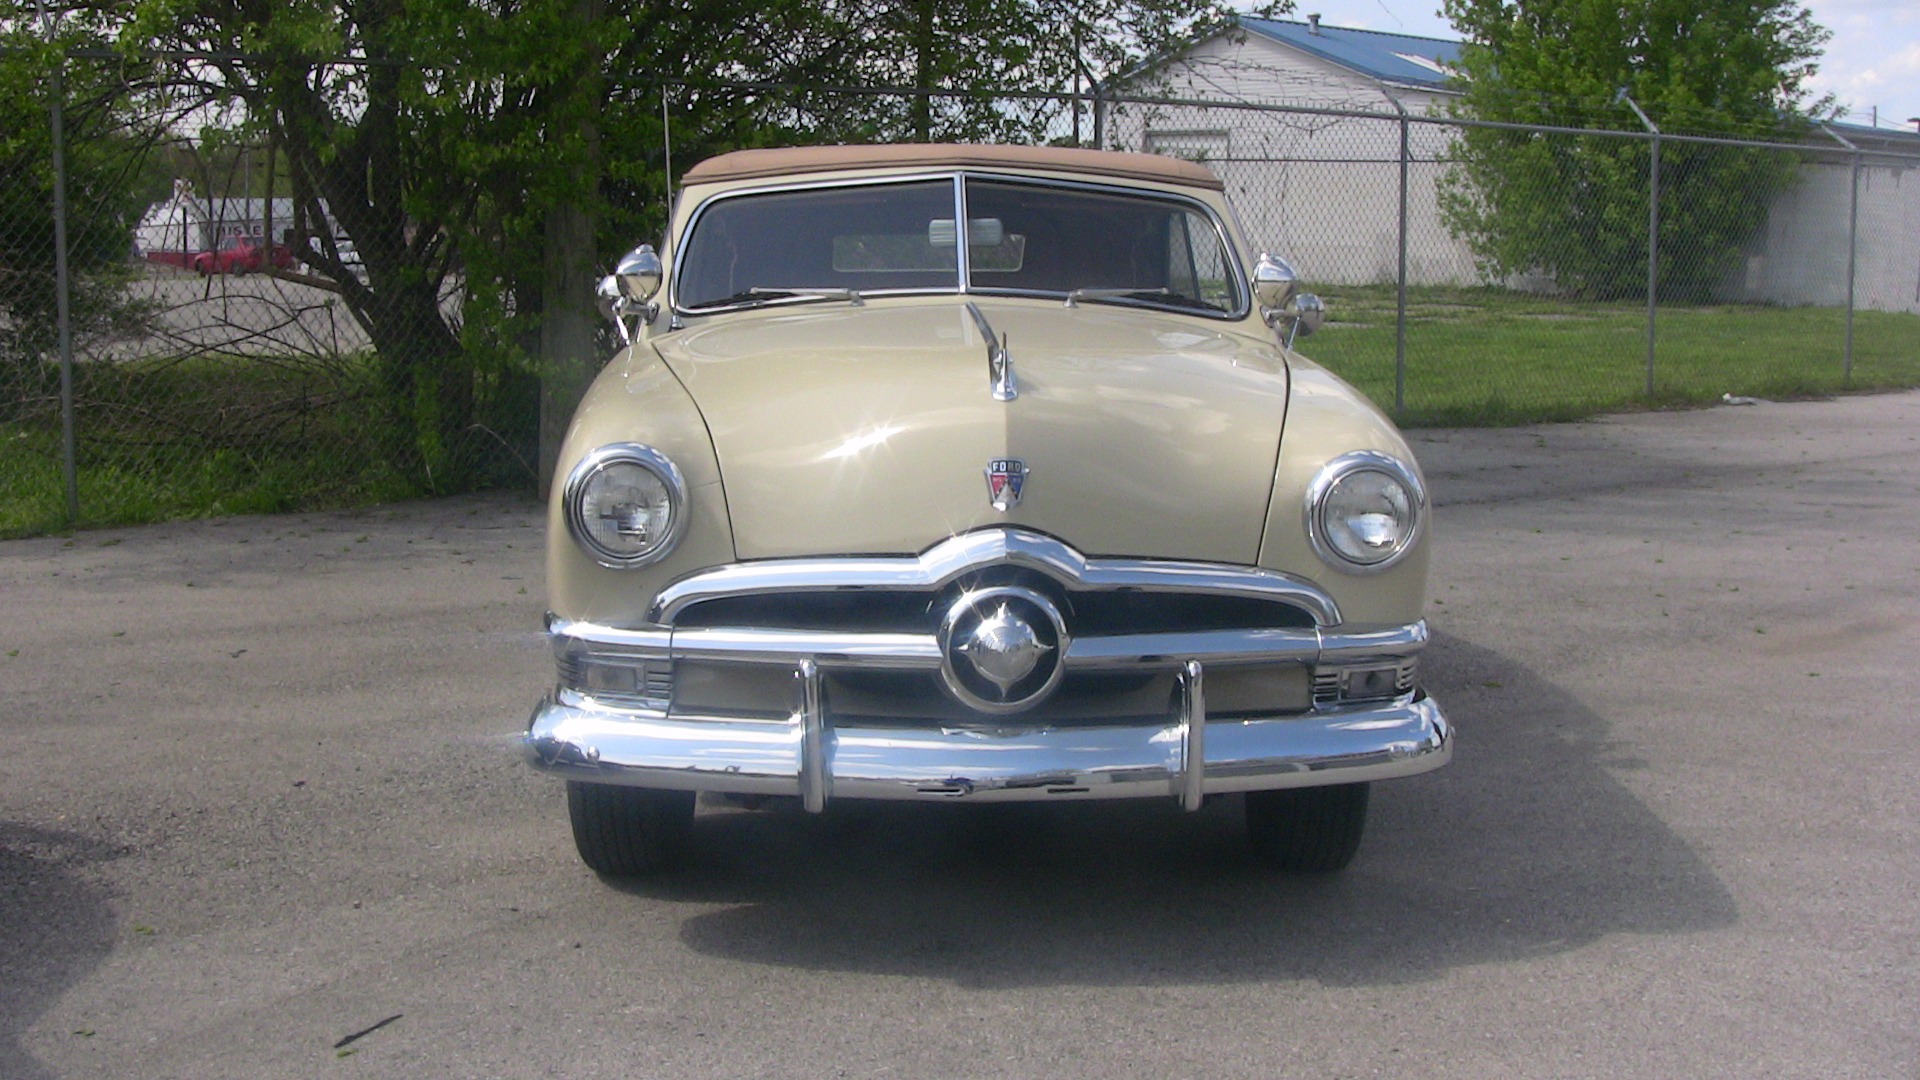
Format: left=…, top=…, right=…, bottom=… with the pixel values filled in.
left=0, top=824, right=123, bottom=1079
left=629, top=630, right=1736, bottom=989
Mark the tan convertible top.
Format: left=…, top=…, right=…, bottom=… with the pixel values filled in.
left=680, top=143, right=1225, bottom=191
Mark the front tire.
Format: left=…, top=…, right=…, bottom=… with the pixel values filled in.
left=565, top=782, right=695, bottom=875
left=1245, top=783, right=1370, bottom=872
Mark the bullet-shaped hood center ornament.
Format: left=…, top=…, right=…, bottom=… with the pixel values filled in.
left=966, top=301, right=1017, bottom=402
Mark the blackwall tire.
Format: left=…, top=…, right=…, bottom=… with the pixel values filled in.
left=565, top=782, right=695, bottom=876
left=1245, top=782, right=1370, bottom=873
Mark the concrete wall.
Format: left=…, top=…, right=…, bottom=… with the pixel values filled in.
left=1725, top=157, right=1920, bottom=314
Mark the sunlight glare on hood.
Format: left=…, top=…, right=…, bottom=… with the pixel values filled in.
left=819, top=424, right=905, bottom=462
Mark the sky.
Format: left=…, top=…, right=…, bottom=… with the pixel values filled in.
left=1248, top=0, right=1920, bottom=133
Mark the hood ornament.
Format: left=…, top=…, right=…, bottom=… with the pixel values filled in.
left=985, top=459, right=1028, bottom=512
left=965, top=301, right=1017, bottom=401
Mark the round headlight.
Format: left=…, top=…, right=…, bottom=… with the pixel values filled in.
left=1305, top=451, right=1426, bottom=573
left=564, top=444, right=688, bottom=568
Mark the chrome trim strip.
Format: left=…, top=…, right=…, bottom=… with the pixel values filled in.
left=548, top=615, right=672, bottom=654
left=952, top=173, right=971, bottom=293
left=1318, top=620, right=1429, bottom=664
left=555, top=686, right=668, bottom=721
left=670, top=627, right=941, bottom=668
left=549, top=615, right=1430, bottom=673
left=1178, top=661, right=1207, bottom=812
left=523, top=692, right=1450, bottom=801
left=797, top=661, right=828, bottom=813
left=648, top=528, right=1342, bottom=627
left=1065, top=628, right=1321, bottom=668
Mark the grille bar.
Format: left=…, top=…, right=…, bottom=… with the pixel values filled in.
left=651, top=528, right=1342, bottom=627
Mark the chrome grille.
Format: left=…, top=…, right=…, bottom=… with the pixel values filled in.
left=549, top=530, right=1426, bottom=725
left=643, top=668, right=675, bottom=701
left=668, top=571, right=1317, bottom=638
left=1311, top=668, right=1342, bottom=706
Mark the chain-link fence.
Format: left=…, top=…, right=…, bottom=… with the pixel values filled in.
left=3, top=52, right=539, bottom=539
left=7, top=59, right=1919, bottom=537
left=1105, top=91, right=1920, bottom=423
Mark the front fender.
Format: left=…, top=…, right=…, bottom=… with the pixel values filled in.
left=1259, top=355, right=1431, bottom=628
left=546, top=342, right=735, bottom=625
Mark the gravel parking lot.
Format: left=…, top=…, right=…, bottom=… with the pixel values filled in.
left=3, top=392, right=1917, bottom=1078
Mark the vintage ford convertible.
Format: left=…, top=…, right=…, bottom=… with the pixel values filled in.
left=524, top=144, right=1450, bottom=875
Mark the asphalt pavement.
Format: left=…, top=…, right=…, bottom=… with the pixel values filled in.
left=2, top=391, right=1916, bottom=1078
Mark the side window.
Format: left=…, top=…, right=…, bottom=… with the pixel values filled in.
left=1168, top=210, right=1234, bottom=311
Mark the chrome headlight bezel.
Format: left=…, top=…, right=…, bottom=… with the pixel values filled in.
left=1304, top=450, right=1427, bottom=575
left=563, top=443, right=689, bottom=569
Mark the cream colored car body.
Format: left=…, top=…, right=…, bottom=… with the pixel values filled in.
left=527, top=145, right=1449, bottom=874
left=549, top=156, right=1425, bottom=629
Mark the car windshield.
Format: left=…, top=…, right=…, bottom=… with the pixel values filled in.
left=674, top=176, right=1242, bottom=316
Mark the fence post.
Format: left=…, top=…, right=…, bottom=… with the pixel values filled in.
left=50, top=51, right=79, bottom=524
left=1619, top=92, right=1659, bottom=398
left=1821, top=124, right=1861, bottom=385
left=1387, top=91, right=1410, bottom=413
left=1091, top=78, right=1105, bottom=149
left=1845, top=153, right=1859, bottom=384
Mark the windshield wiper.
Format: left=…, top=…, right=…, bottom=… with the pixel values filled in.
left=1063, top=286, right=1171, bottom=309
left=745, top=286, right=864, bottom=306
left=1136, top=292, right=1228, bottom=314
left=698, top=286, right=866, bottom=310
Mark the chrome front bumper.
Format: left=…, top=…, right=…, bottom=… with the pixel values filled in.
left=522, top=683, right=1450, bottom=810
left=525, top=529, right=1450, bottom=810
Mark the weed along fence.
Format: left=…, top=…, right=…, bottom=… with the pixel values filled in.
left=5, top=58, right=1920, bottom=537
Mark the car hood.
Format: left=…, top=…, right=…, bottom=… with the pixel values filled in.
left=651, top=298, right=1290, bottom=563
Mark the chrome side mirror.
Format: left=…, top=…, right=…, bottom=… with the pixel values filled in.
left=1252, top=252, right=1298, bottom=325
left=595, top=274, right=624, bottom=322
left=600, top=243, right=666, bottom=344
left=615, top=243, right=663, bottom=304
left=1288, top=293, right=1327, bottom=346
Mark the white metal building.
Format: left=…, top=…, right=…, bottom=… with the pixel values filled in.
left=1115, top=16, right=1920, bottom=312
left=1110, top=16, right=1480, bottom=287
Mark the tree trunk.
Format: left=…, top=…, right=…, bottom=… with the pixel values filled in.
left=537, top=0, right=609, bottom=500
left=911, top=0, right=935, bottom=142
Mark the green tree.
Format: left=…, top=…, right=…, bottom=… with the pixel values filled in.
left=0, top=27, right=152, bottom=398
left=25, top=0, right=1253, bottom=493
left=1439, top=0, right=1832, bottom=300
left=103, top=0, right=817, bottom=487
left=774, top=0, right=1262, bottom=144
